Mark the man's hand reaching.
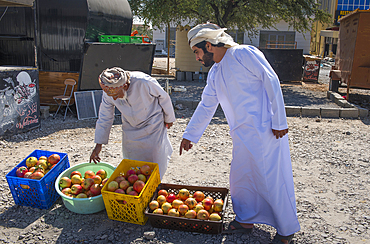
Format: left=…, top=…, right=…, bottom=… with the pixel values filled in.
left=272, top=128, right=288, bottom=139
left=90, top=144, right=102, bottom=164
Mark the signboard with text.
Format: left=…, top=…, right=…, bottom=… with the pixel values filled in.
left=334, top=10, right=353, bottom=25
left=0, top=68, right=40, bottom=136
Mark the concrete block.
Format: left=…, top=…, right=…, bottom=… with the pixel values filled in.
left=285, top=106, right=301, bottom=116
left=336, top=99, right=354, bottom=108
left=176, top=99, right=193, bottom=109
left=327, top=91, right=333, bottom=99
left=340, top=108, right=359, bottom=118
left=186, top=72, right=193, bottom=81
left=40, top=106, right=50, bottom=119
left=301, top=107, right=320, bottom=117
left=320, top=108, right=340, bottom=118
left=176, top=71, right=185, bottom=81
left=356, top=106, right=369, bottom=118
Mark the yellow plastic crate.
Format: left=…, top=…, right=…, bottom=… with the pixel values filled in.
left=101, top=159, right=160, bottom=225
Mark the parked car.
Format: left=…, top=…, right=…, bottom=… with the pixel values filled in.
left=154, top=50, right=168, bottom=57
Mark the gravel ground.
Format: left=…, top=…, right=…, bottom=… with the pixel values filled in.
left=0, top=59, right=370, bottom=244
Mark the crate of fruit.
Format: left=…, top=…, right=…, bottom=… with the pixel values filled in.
left=101, top=159, right=160, bottom=225
left=6, top=149, right=70, bottom=209
left=144, top=183, right=229, bottom=234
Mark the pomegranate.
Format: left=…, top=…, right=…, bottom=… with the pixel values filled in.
left=59, top=176, right=72, bottom=188
left=126, top=169, right=136, bottom=178
left=168, top=208, right=180, bottom=217
left=16, top=166, right=28, bottom=178
left=101, top=178, right=109, bottom=186
left=137, top=174, right=147, bottom=182
left=36, top=160, right=48, bottom=170
left=61, top=187, right=72, bottom=196
left=149, top=200, right=160, bottom=210
left=92, top=175, right=102, bottom=184
left=133, top=180, right=145, bottom=193
left=47, top=154, right=60, bottom=165
left=209, top=212, right=222, bottom=221
left=71, top=174, right=83, bottom=184
left=185, top=210, right=197, bottom=219
left=178, top=188, right=190, bottom=201
left=76, top=193, right=88, bottom=198
left=119, top=179, right=130, bottom=190
left=193, top=191, right=205, bottom=202
left=82, top=178, right=94, bottom=190
left=31, top=171, right=44, bottom=180
left=161, top=202, right=172, bottom=214
left=96, top=169, right=107, bottom=180
left=26, top=156, right=38, bottom=168
left=71, top=184, right=83, bottom=195
left=194, top=204, right=204, bottom=213
left=157, top=195, right=167, bottom=206
left=153, top=208, right=164, bottom=214
left=107, top=181, right=119, bottom=192
left=184, top=197, right=197, bottom=209
left=158, top=189, right=168, bottom=197
left=213, top=199, right=224, bottom=212
left=24, top=172, right=33, bottom=179
left=126, top=186, right=134, bottom=194
left=115, top=189, right=125, bottom=194
left=127, top=174, right=139, bottom=184
left=128, top=190, right=138, bottom=196
left=90, top=184, right=102, bottom=196
left=114, top=175, right=126, bottom=184
left=178, top=204, right=189, bottom=215
left=197, top=209, right=210, bottom=220
left=84, top=170, right=95, bottom=179
left=70, top=171, right=82, bottom=178
left=202, top=198, right=213, bottom=211
left=166, top=193, right=177, bottom=203
left=140, top=164, right=151, bottom=176
left=38, top=156, right=48, bottom=161
left=171, top=199, right=183, bottom=209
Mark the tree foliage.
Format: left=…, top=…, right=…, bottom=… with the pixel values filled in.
left=128, top=0, right=331, bottom=36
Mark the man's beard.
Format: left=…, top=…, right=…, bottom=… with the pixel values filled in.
left=117, top=90, right=128, bottom=101
left=202, top=52, right=215, bottom=67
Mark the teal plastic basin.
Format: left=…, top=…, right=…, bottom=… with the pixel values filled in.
left=55, top=162, right=116, bottom=214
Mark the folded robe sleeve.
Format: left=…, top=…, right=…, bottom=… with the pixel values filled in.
left=146, top=77, right=176, bottom=123
left=94, top=92, right=115, bottom=144
left=234, top=46, right=288, bottom=130
left=182, top=73, right=219, bottom=143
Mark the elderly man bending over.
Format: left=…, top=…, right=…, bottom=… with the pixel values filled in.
left=90, top=67, right=175, bottom=179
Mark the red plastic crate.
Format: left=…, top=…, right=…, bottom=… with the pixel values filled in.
left=145, top=183, right=229, bottom=234
left=6, top=150, right=70, bottom=209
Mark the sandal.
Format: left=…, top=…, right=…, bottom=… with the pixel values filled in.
left=271, top=233, right=294, bottom=244
left=223, top=220, right=253, bottom=234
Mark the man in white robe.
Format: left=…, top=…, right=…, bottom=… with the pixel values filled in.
left=90, top=67, right=176, bottom=179
left=179, top=24, right=300, bottom=243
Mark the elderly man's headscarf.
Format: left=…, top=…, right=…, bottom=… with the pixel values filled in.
left=187, top=23, right=238, bottom=48
left=99, top=67, right=130, bottom=94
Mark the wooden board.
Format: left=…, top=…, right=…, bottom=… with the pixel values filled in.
left=38, top=71, right=79, bottom=105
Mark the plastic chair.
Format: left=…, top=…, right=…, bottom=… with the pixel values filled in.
left=53, top=78, right=76, bottom=121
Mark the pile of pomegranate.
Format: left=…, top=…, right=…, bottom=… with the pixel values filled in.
left=58, top=168, right=108, bottom=198
left=16, top=154, right=61, bottom=180
left=105, top=164, right=152, bottom=196
left=148, top=188, right=224, bottom=221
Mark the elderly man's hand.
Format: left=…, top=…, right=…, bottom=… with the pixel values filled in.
left=272, top=128, right=288, bottom=139
left=165, top=122, right=173, bottom=129
left=179, top=138, right=193, bottom=155
left=90, top=144, right=102, bottom=164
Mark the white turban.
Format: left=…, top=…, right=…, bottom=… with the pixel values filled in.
left=187, top=23, right=238, bottom=48
left=99, top=67, right=130, bottom=93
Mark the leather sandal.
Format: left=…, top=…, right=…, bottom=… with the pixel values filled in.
left=223, top=220, right=253, bottom=234
left=271, top=233, right=294, bottom=244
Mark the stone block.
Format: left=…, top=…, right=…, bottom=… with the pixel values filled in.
left=336, top=99, right=354, bottom=108
left=285, top=106, right=301, bottom=116
left=320, top=108, right=340, bottom=118
left=356, top=106, right=369, bottom=118
left=301, top=107, right=320, bottom=117
left=176, top=71, right=185, bottom=81
left=340, top=108, right=358, bottom=118
left=327, top=91, right=333, bottom=99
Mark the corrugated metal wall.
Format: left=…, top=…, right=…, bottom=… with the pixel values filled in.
left=0, top=7, right=36, bottom=66
left=0, top=0, right=132, bottom=72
